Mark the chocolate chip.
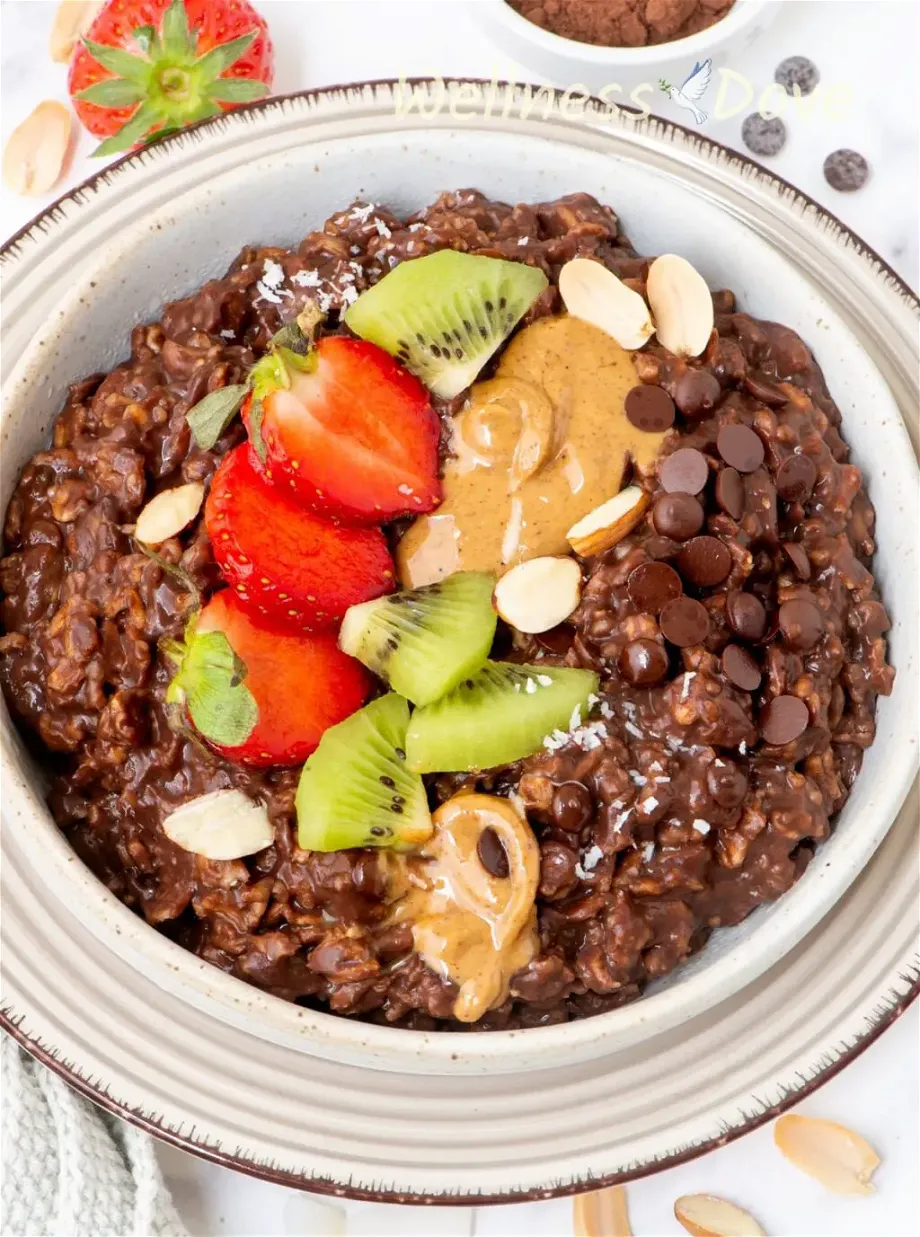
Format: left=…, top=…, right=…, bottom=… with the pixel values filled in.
left=715, top=467, right=745, bottom=520
left=824, top=149, right=869, bottom=192
left=552, top=782, right=593, bottom=833
left=726, top=590, right=767, bottom=641
left=717, top=424, right=765, bottom=473
left=743, top=372, right=788, bottom=406
left=775, top=453, right=817, bottom=502
left=477, top=826, right=509, bottom=878
left=760, top=695, right=809, bottom=745
left=722, top=643, right=762, bottom=690
left=778, top=598, right=823, bottom=651
left=741, top=113, right=787, bottom=157
left=659, top=447, right=709, bottom=495
left=782, top=541, right=811, bottom=580
left=673, top=369, right=721, bottom=418
left=627, top=561, right=683, bottom=613
left=678, top=536, right=732, bottom=588
left=653, top=492, right=704, bottom=542
left=775, top=55, right=819, bottom=97
left=618, top=637, right=670, bottom=686
left=625, top=384, right=675, bottom=433
left=645, top=534, right=682, bottom=560
left=660, top=596, right=710, bottom=647
left=706, top=760, right=748, bottom=808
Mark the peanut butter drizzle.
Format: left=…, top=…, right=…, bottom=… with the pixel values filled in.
left=397, top=315, right=668, bottom=587
left=387, top=794, right=540, bottom=1023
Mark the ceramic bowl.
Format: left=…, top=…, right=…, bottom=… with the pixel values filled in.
left=1, top=81, right=918, bottom=1202
left=468, top=0, right=779, bottom=93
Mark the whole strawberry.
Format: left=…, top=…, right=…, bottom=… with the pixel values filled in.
left=69, top=0, right=273, bottom=156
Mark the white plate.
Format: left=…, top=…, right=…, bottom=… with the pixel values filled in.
left=1, top=82, right=918, bottom=1202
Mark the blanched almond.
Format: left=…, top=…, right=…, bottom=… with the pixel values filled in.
left=493, top=556, right=582, bottom=633
left=646, top=254, right=714, bottom=358
left=559, top=258, right=654, bottom=351
left=50, top=1, right=104, bottom=62
left=566, top=485, right=650, bottom=557
left=774, top=1114, right=880, bottom=1195
left=162, top=790, right=274, bottom=861
left=3, top=101, right=73, bottom=196
left=574, top=1184, right=632, bottom=1237
left=135, top=483, right=205, bottom=545
left=674, top=1194, right=765, bottom=1236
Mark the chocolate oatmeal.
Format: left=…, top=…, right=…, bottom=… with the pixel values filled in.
left=0, top=191, right=893, bottom=1030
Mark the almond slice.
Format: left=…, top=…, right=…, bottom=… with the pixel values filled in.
left=559, top=258, right=655, bottom=351
left=50, top=1, right=104, bottom=62
left=135, top=483, right=205, bottom=545
left=774, top=1114, right=880, bottom=1195
left=674, top=1194, right=765, bottom=1236
left=493, top=556, right=582, bottom=633
left=574, top=1184, right=632, bottom=1237
left=162, top=790, right=274, bottom=861
left=566, top=485, right=651, bottom=557
left=3, top=101, right=74, bottom=197
left=646, top=254, right=714, bottom=359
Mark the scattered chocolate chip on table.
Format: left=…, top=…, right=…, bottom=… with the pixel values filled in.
left=775, top=55, right=820, bottom=96
left=741, top=113, right=788, bottom=157
left=824, top=149, right=870, bottom=192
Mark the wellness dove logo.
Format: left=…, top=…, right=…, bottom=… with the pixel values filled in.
left=659, top=58, right=712, bottom=124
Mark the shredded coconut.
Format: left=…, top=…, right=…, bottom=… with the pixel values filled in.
left=291, top=268, right=322, bottom=289
left=738, top=740, right=748, bottom=755
left=349, top=202, right=376, bottom=223
left=629, top=771, right=647, bottom=786
left=600, top=701, right=614, bottom=720
left=569, top=705, right=582, bottom=731
left=219, top=329, right=236, bottom=339
left=641, top=796, right=659, bottom=813
left=517, top=237, right=529, bottom=246
left=408, top=221, right=424, bottom=232
left=536, top=674, right=553, bottom=687
left=525, top=678, right=538, bottom=695
left=374, top=218, right=392, bottom=238
left=624, top=721, right=643, bottom=739
left=613, top=808, right=632, bottom=831
left=680, top=672, right=696, bottom=701
left=543, top=728, right=570, bottom=752
left=692, top=819, right=711, bottom=835
left=255, top=258, right=293, bottom=304
left=340, top=285, right=359, bottom=306
left=642, top=841, right=656, bottom=863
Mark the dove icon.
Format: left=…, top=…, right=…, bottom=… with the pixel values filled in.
left=659, top=58, right=712, bottom=124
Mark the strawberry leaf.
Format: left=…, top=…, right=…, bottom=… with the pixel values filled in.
left=186, top=383, right=248, bottom=450
left=160, top=0, right=196, bottom=60
left=207, top=78, right=269, bottom=104
left=76, top=78, right=147, bottom=107
left=195, top=31, right=258, bottom=80
left=248, top=398, right=268, bottom=465
left=92, top=101, right=163, bottom=156
left=82, top=38, right=152, bottom=84
left=132, top=24, right=160, bottom=56
left=166, top=625, right=259, bottom=749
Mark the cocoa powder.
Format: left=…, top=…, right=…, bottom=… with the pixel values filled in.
left=508, top=0, right=735, bottom=47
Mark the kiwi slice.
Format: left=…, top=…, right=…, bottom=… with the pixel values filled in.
left=405, top=662, right=599, bottom=773
left=343, top=250, right=549, bottom=399
left=296, top=694, right=432, bottom=853
left=339, top=572, right=497, bottom=707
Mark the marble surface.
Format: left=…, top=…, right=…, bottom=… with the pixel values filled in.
left=1, top=1, right=918, bottom=1234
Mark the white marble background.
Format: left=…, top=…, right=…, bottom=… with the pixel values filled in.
left=1, top=1, right=917, bottom=1234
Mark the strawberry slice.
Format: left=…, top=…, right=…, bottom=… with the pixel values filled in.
left=205, top=445, right=395, bottom=629
left=246, top=335, right=442, bottom=524
left=163, top=589, right=370, bottom=767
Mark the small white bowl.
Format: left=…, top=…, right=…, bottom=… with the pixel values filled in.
left=470, top=0, right=778, bottom=93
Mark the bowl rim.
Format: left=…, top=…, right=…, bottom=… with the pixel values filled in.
left=1, top=78, right=918, bottom=1202
left=473, top=0, right=776, bottom=66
